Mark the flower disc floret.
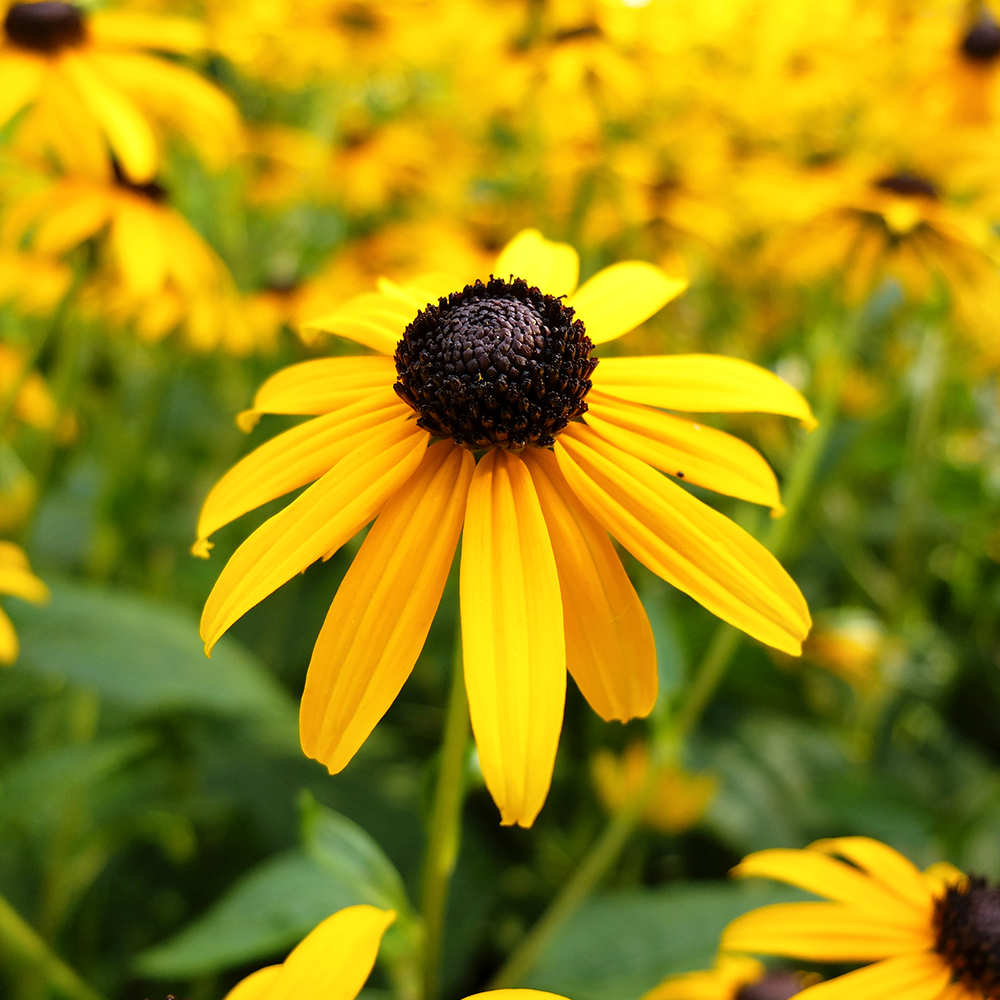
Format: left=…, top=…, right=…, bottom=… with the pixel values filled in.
left=393, top=276, right=597, bottom=449
left=935, top=876, right=1000, bottom=998
left=4, top=1, right=86, bottom=53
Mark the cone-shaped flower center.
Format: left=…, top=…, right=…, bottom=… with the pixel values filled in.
left=393, top=276, right=597, bottom=449
left=735, top=971, right=803, bottom=1000
left=935, top=877, right=1000, bottom=998
left=874, top=173, right=939, bottom=199
left=4, top=1, right=86, bottom=53
left=962, top=13, right=1000, bottom=62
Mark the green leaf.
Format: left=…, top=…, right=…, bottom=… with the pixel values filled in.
left=523, top=881, right=806, bottom=1000
left=8, top=579, right=297, bottom=748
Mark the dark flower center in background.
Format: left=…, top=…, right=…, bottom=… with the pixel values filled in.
left=874, top=173, right=939, bottom=199
left=935, top=876, right=1000, bottom=998
left=962, top=13, right=1000, bottom=63
left=394, top=276, right=597, bottom=449
left=735, top=971, right=803, bottom=1000
left=112, top=159, right=168, bottom=203
left=4, top=1, right=86, bottom=53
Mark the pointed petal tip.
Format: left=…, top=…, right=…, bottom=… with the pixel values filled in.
left=236, top=410, right=260, bottom=433
left=191, top=538, right=213, bottom=559
left=770, top=503, right=787, bottom=519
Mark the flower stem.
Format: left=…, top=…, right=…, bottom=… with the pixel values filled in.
left=420, top=639, right=471, bottom=1000
left=0, top=890, right=104, bottom=1000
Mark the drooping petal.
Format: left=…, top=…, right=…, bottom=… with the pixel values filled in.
left=58, top=52, right=157, bottom=182
left=593, top=355, right=817, bottom=429
left=200, top=423, right=429, bottom=653
left=301, top=441, right=474, bottom=772
left=721, top=902, right=934, bottom=960
left=0, top=51, right=44, bottom=129
left=732, top=848, right=929, bottom=920
left=301, top=291, right=415, bottom=354
left=494, top=229, right=579, bottom=298
left=523, top=448, right=656, bottom=723
left=196, top=391, right=408, bottom=551
left=792, top=952, right=952, bottom=1000
left=0, top=607, right=18, bottom=664
left=461, top=449, right=565, bottom=828
left=224, top=905, right=395, bottom=1000
left=236, top=356, right=397, bottom=431
left=110, top=197, right=168, bottom=297
left=585, top=391, right=782, bottom=511
left=567, top=262, right=686, bottom=345
left=555, top=424, right=811, bottom=655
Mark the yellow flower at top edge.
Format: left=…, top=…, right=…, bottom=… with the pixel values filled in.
left=224, top=902, right=568, bottom=1000
left=721, top=837, right=990, bottom=1000
left=194, top=228, right=814, bottom=828
left=0, top=1, right=241, bottom=182
left=643, top=952, right=812, bottom=1000
left=0, top=540, right=48, bottom=664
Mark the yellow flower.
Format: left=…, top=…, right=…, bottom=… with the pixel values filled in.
left=224, top=902, right=567, bottom=1000
left=591, top=742, right=718, bottom=834
left=643, top=953, right=812, bottom=1000
left=195, top=229, right=813, bottom=827
left=0, top=540, right=48, bottom=664
left=721, top=837, right=986, bottom=1000
left=0, top=1, right=241, bottom=182
left=0, top=341, right=58, bottom=432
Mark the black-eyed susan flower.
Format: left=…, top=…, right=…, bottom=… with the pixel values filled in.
left=643, top=953, right=810, bottom=1000
left=0, top=540, right=48, bottom=663
left=224, top=902, right=567, bottom=1000
left=721, top=836, right=993, bottom=1000
left=0, top=0, right=241, bottom=181
left=195, top=228, right=813, bottom=827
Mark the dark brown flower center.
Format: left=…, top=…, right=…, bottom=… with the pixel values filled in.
left=962, top=13, right=1000, bottom=63
left=393, top=276, right=597, bottom=449
left=873, top=173, right=939, bottom=199
left=935, top=876, right=1000, bottom=998
left=112, top=159, right=167, bottom=203
left=735, top=971, right=803, bottom=1000
left=4, top=2, right=86, bottom=54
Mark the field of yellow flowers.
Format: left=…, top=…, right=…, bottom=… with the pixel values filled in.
left=4, top=3, right=1000, bottom=1000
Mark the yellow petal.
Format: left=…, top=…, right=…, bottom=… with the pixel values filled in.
left=555, top=424, right=810, bottom=655
left=793, top=952, right=951, bottom=1000
left=300, top=441, right=474, bottom=772
left=0, top=607, right=18, bottom=665
left=237, top=356, right=397, bottom=431
left=110, top=197, right=168, bottom=297
left=0, top=51, right=44, bottom=128
left=585, top=392, right=782, bottom=511
left=464, top=992, right=573, bottom=1000
left=200, top=423, right=429, bottom=654
left=89, top=12, right=207, bottom=53
left=196, top=390, right=407, bottom=548
left=523, top=448, right=656, bottom=723
left=642, top=956, right=764, bottom=1000
left=58, top=52, right=157, bottom=182
left=567, top=262, right=687, bottom=345
left=32, top=187, right=113, bottom=255
left=461, top=449, right=565, bottom=828
left=721, top=902, right=934, bottom=960
left=922, top=862, right=967, bottom=897
left=0, top=565, right=50, bottom=605
left=302, top=291, right=416, bottom=354
left=494, top=229, right=579, bottom=297
left=593, top=355, right=817, bottom=429
left=224, top=905, right=395, bottom=1000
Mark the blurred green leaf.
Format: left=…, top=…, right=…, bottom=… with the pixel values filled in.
left=8, top=580, right=297, bottom=747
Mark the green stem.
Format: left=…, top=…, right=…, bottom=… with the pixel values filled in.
left=0, top=891, right=104, bottom=1000
left=420, top=641, right=471, bottom=1000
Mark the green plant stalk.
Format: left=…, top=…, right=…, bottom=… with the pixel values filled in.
left=0, top=891, right=105, bottom=1000
left=419, top=640, right=471, bottom=1000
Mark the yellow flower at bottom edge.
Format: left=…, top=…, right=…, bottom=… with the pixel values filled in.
left=721, top=836, right=987, bottom=1000
left=194, top=228, right=814, bottom=828
left=0, top=540, right=48, bottom=663
left=225, top=903, right=567, bottom=1000
left=643, top=953, right=813, bottom=1000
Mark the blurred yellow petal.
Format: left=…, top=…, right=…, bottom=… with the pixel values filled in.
left=461, top=449, right=565, bottom=828
left=200, top=422, right=428, bottom=654
left=523, top=448, right=656, bottom=723
left=111, top=198, right=168, bottom=297
left=642, top=955, right=765, bottom=1000
left=32, top=188, right=113, bottom=255
left=793, top=953, right=951, bottom=1000
left=0, top=51, right=44, bottom=128
left=568, top=262, right=686, bottom=345
left=0, top=566, right=50, bottom=605
left=593, top=356, right=817, bottom=429
left=237, top=357, right=397, bottom=431
left=721, top=902, right=933, bottom=960
left=0, top=607, right=18, bottom=665
left=224, top=905, right=395, bottom=1000
left=301, top=441, right=474, bottom=772
left=89, top=12, right=207, bottom=52
left=464, top=992, right=572, bottom=1000
left=922, top=862, right=968, bottom=897
left=196, top=390, right=407, bottom=548
left=555, top=424, right=810, bottom=655
left=58, top=52, right=157, bottom=182
left=585, top=392, right=782, bottom=511
left=495, top=229, right=580, bottom=298
left=303, top=291, right=415, bottom=354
